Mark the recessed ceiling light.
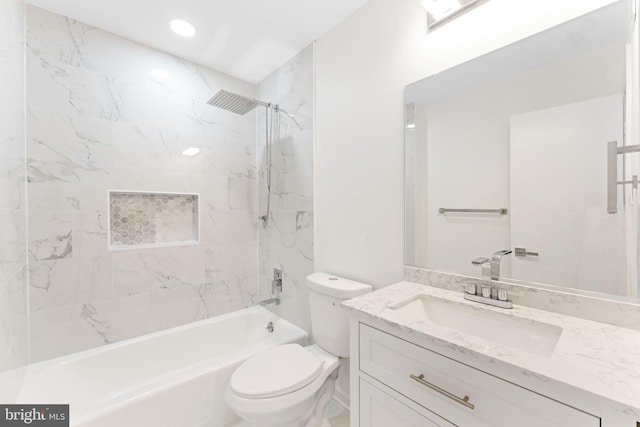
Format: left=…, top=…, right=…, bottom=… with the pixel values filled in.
left=151, top=69, right=170, bottom=79
left=170, top=19, right=196, bottom=37
left=182, top=147, right=200, bottom=157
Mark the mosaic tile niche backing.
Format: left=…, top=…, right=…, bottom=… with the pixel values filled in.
left=109, top=192, right=199, bottom=248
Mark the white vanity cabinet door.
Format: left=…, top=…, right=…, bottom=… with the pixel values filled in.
left=359, top=324, right=600, bottom=427
left=359, top=378, right=455, bottom=427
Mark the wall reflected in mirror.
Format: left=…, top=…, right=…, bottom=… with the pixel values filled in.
left=423, top=0, right=489, bottom=29
left=405, top=0, right=640, bottom=299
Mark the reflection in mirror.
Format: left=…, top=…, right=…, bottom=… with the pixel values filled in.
left=405, top=0, right=640, bottom=299
left=423, top=0, right=488, bottom=29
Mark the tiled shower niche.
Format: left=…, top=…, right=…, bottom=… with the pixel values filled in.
left=109, top=191, right=200, bottom=249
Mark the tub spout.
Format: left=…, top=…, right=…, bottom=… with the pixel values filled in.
left=259, top=298, right=280, bottom=307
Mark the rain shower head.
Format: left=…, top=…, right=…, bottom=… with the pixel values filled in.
left=207, top=89, right=303, bottom=131
left=207, top=90, right=264, bottom=115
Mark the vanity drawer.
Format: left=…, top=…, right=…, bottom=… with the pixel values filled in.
left=359, top=324, right=600, bottom=427
left=359, top=378, right=456, bottom=427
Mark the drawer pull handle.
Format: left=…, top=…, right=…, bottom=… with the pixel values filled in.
left=410, top=374, right=475, bottom=410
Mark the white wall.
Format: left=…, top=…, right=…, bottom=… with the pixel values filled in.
left=315, top=0, right=621, bottom=289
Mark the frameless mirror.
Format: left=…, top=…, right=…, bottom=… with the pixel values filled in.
left=405, top=0, right=640, bottom=299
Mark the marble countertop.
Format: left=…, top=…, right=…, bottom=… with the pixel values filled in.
left=343, top=281, right=640, bottom=415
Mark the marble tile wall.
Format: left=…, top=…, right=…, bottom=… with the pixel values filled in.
left=0, top=0, right=28, bottom=373
left=257, top=45, right=314, bottom=334
left=26, top=6, right=259, bottom=362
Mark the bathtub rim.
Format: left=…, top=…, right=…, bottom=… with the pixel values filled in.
left=35, top=305, right=294, bottom=367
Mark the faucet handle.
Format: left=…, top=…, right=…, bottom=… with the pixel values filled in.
left=514, top=247, right=539, bottom=257
left=481, top=285, right=492, bottom=298
left=472, top=257, right=489, bottom=265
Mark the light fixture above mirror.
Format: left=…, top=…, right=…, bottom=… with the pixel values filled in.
left=422, top=0, right=488, bottom=29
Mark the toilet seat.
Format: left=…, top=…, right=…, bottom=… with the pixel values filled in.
left=230, top=344, right=323, bottom=399
left=226, top=344, right=340, bottom=426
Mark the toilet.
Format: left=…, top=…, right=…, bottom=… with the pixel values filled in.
left=225, top=272, right=372, bottom=427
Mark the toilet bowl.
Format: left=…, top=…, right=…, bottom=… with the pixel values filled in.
left=226, top=344, right=339, bottom=427
left=225, top=273, right=372, bottom=427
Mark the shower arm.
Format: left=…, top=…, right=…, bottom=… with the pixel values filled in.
left=207, top=89, right=302, bottom=130
left=242, top=97, right=302, bottom=130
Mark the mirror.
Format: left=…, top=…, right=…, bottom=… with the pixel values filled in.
left=405, top=0, right=640, bottom=299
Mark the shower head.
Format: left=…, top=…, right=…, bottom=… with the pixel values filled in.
left=207, top=89, right=303, bottom=130
left=207, top=90, right=263, bottom=115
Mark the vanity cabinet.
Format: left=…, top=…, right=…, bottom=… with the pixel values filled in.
left=352, top=322, right=601, bottom=427
left=359, top=378, right=455, bottom=427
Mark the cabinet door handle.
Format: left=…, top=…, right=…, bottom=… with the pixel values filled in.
left=410, top=374, right=475, bottom=410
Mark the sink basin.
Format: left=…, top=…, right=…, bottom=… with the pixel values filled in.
left=384, top=294, right=562, bottom=357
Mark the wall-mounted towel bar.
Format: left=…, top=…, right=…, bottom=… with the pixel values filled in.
left=438, top=208, right=508, bottom=215
left=607, top=141, right=640, bottom=214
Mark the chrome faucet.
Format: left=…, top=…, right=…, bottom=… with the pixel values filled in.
left=467, top=249, right=514, bottom=309
left=490, top=250, right=512, bottom=280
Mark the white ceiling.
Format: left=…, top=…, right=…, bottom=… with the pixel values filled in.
left=26, top=0, right=370, bottom=83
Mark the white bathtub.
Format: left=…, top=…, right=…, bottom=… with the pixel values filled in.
left=13, top=306, right=308, bottom=427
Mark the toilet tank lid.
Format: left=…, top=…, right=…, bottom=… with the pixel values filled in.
left=306, top=273, right=372, bottom=299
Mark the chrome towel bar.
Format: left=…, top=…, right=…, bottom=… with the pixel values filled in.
left=438, top=208, right=508, bottom=215
left=608, top=141, right=640, bottom=214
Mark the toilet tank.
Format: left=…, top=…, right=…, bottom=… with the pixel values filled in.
left=307, top=273, right=372, bottom=358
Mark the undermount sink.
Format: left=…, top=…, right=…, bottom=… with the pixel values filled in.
left=383, top=294, right=563, bottom=357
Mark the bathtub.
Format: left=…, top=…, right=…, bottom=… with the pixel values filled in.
left=12, top=306, right=308, bottom=427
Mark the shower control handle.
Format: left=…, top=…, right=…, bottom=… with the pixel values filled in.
left=272, top=268, right=283, bottom=293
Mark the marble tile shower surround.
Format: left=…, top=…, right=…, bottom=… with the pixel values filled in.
left=26, top=6, right=259, bottom=362
left=257, top=45, right=314, bottom=334
left=404, top=266, right=640, bottom=330
left=109, top=192, right=199, bottom=248
left=0, top=0, right=28, bottom=373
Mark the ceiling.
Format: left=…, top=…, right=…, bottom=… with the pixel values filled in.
left=26, top=0, right=370, bottom=83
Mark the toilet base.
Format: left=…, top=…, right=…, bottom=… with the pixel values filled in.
left=302, top=369, right=337, bottom=427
